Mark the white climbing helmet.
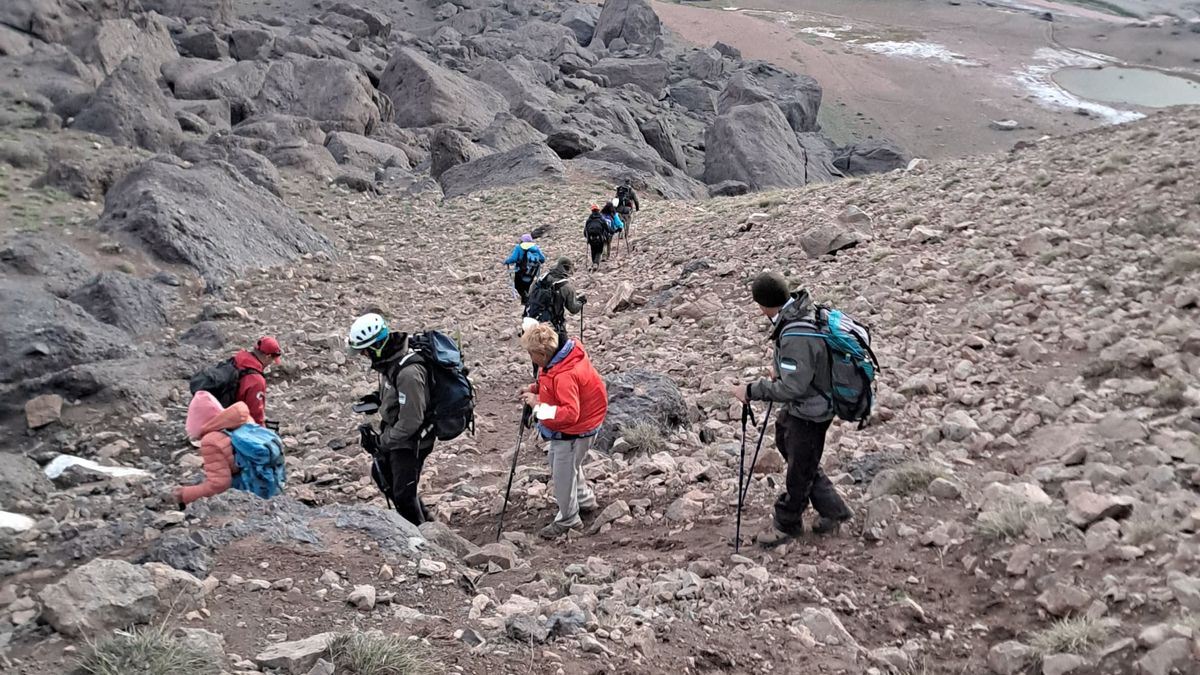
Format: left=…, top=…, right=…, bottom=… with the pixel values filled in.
left=347, top=313, right=388, bottom=350
left=610, top=197, right=620, bottom=207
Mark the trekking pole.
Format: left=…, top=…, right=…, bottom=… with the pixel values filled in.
left=579, top=302, right=585, bottom=342
left=497, top=405, right=533, bottom=542
left=735, top=403, right=751, bottom=553
left=739, top=401, right=774, bottom=505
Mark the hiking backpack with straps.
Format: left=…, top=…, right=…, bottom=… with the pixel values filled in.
left=616, top=185, right=633, bottom=210
left=780, top=306, right=879, bottom=427
left=524, top=275, right=566, bottom=328
left=514, top=247, right=541, bottom=281
left=189, top=358, right=259, bottom=407
left=227, top=423, right=286, bottom=499
left=400, top=331, right=476, bottom=441
left=585, top=216, right=609, bottom=244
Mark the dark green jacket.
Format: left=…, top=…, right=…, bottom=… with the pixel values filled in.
left=748, top=291, right=834, bottom=423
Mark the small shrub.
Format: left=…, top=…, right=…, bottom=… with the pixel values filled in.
left=78, top=625, right=220, bottom=675
left=877, top=461, right=945, bottom=497
left=1121, top=514, right=1173, bottom=546
left=976, top=500, right=1055, bottom=542
left=328, top=632, right=429, bottom=675
left=619, top=422, right=667, bottom=454
left=1030, top=616, right=1109, bottom=655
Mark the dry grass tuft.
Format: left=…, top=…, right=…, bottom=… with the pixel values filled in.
left=877, top=461, right=946, bottom=497
left=619, top=421, right=667, bottom=455
left=328, top=631, right=429, bottom=675
left=1030, top=616, right=1109, bottom=656
left=78, top=625, right=220, bottom=675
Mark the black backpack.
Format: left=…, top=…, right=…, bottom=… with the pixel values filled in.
left=585, top=215, right=609, bottom=244
left=189, top=358, right=259, bottom=407
left=616, top=185, right=633, bottom=209
left=514, top=247, right=541, bottom=282
left=524, top=275, right=566, bottom=329
left=399, top=331, right=476, bottom=441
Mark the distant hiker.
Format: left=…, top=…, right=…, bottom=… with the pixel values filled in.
left=600, top=198, right=624, bottom=260
left=519, top=322, right=607, bottom=539
left=584, top=204, right=611, bottom=269
left=504, top=233, right=546, bottom=304
left=523, top=256, right=585, bottom=344
left=189, top=336, right=282, bottom=427
left=615, top=179, right=639, bottom=233
left=348, top=313, right=475, bottom=525
left=730, top=272, right=855, bottom=547
left=173, top=390, right=286, bottom=505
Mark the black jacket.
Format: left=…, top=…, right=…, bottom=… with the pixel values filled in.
left=371, top=334, right=434, bottom=453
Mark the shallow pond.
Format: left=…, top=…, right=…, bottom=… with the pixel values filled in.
left=1053, top=66, right=1200, bottom=108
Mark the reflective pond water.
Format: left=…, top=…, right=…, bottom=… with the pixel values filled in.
left=1053, top=66, right=1200, bottom=108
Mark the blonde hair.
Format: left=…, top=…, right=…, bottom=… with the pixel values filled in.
left=520, top=322, right=560, bottom=356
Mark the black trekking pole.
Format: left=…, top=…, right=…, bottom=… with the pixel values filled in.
left=496, top=405, right=533, bottom=542
left=735, top=402, right=753, bottom=553
left=739, top=401, right=774, bottom=506
left=579, top=302, right=585, bottom=342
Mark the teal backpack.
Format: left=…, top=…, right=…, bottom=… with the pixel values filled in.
left=780, top=306, right=879, bottom=427
left=227, top=424, right=287, bottom=499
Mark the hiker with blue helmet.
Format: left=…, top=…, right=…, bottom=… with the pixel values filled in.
left=504, top=233, right=546, bottom=305
left=730, top=272, right=853, bottom=548
left=349, top=312, right=436, bottom=525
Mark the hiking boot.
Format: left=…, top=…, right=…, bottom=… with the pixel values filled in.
left=756, top=524, right=801, bottom=548
left=812, top=514, right=852, bottom=535
left=539, top=520, right=578, bottom=540
left=579, top=500, right=599, bottom=514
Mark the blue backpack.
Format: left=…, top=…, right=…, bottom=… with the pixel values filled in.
left=227, top=424, right=287, bottom=499
left=780, top=306, right=879, bottom=428
left=403, top=331, right=476, bottom=441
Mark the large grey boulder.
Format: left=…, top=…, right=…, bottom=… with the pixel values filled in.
left=832, top=139, right=910, bottom=176
left=559, top=4, right=601, bottom=45
left=669, top=80, right=718, bottom=114
left=722, top=65, right=822, bottom=133
left=596, top=370, right=689, bottom=453
left=639, top=116, right=686, bottom=170
left=687, top=48, right=725, bottom=82
left=97, top=157, right=332, bottom=284
left=439, top=142, right=565, bottom=198
left=38, top=559, right=159, bottom=637
left=67, top=272, right=168, bottom=336
left=588, top=58, right=667, bottom=96
left=177, top=140, right=281, bottom=195
left=177, top=30, right=229, bottom=60
left=70, top=15, right=178, bottom=77
left=476, top=112, right=546, bottom=152
left=0, top=0, right=129, bottom=44
left=253, top=54, right=386, bottom=134
left=380, top=47, right=505, bottom=132
left=430, top=128, right=490, bottom=179
left=72, top=57, right=182, bottom=152
left=0, top=453, right=53, bottom=510
left=325, top=132, right=411, bottom=172
left=0, top=45, right=99, bottom=118
left=329, top=3, right=391, bottom=38
left=469, top=57, right=556, bottom=109
left=591, top=0, right=661, bottom=48
left=139, top=0, right=235, bottom=23
left=162, top=58, right=269, bottom=121
left=703, top=101, right=816, bottom=190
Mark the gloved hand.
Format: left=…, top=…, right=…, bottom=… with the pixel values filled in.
left=358, top=423, right=379, bottom=455
left=521, top=404, right=535, bottom=430
left=358, top=393, right=381, bottom=407
left=264, top=419, right=280, bottom=432
left=577, top=294, right=588, bottom=305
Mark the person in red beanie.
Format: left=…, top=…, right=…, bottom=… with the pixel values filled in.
left=232, top=336, right=282, bottom=426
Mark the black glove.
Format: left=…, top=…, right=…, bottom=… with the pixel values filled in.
left=264, top=419, right=280, bottom=432
left=521, top=404, right=534, bottom=429
left=359, top=423, right=379, bottom=455
left=577, top=294, right=588, bottom=305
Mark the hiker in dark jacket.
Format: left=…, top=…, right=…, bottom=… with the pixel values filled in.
left=348, top=313, right=435, bottom=525
left=584, top=204, right=610, bottom=269
left=599, top=199, right=624, bottom=261
left=523, top=256, right=585, bottom=345
left=730, top=272, right=852, bottom=547
left=503, top=233, right=546, bottom=304
left=615, top=179, right=639, bottom=233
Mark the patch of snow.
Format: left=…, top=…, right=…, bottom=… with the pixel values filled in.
left=1010, top=48, right=1143, bottom=124
left=800, top=25, right=853, bottom=39
left=861, top=41, right=982, bottom=66
left=42, top=454, right=150, bottom=480
left=0, top=511, right=35, bottom=532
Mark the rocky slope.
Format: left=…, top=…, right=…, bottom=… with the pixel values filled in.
left=2, top=103, right=1199, bottom=674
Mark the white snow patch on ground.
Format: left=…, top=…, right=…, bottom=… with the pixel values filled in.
left=861, top=41, right=982, bottom=66
left=43, top=454, right=150, bottom=480
left=0, top=511, right=35, bottom=532
left=1011, top=48, right=1143, bottom=124
left=800, top=25, right=853, bottom=38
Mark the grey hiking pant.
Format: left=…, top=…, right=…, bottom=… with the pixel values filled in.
left=547, top=436, right=596, bottom=527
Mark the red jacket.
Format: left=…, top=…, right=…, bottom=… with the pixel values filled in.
left=233, top=350, right=267, bottom=425
left=530, top=339, right=607, bottom=438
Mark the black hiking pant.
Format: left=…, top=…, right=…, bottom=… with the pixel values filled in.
left=384, top=441, right=436, bottom=525
left=589, top=239, right=605, bottom=266
left=773, top=414, right=850, bottom=534
left=515, top=276, right=533, bottom=304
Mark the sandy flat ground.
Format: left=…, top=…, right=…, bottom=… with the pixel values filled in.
left=654, top=0, right=1200, bottom=159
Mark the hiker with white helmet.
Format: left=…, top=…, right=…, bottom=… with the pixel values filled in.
left=347, top=313, right=436, bottom=525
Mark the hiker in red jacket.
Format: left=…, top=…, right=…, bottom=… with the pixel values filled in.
left=233, top=336, right=282, bottom=425
left=519, top=322, right=607, bottom=539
